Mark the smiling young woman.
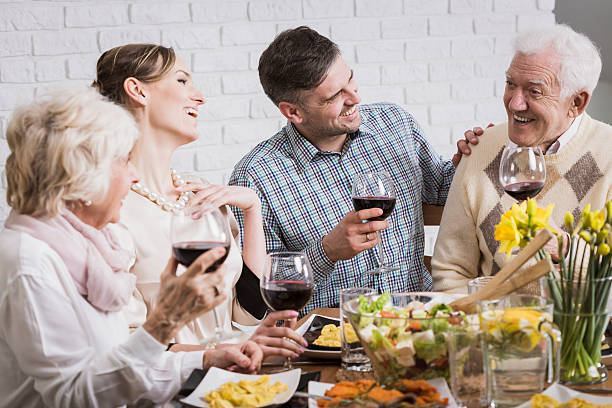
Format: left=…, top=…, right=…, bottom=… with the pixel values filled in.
left=93, top=44, right=307, bottom=358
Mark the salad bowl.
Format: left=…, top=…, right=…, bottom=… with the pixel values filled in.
left=343, top=292, right=466, bottom=384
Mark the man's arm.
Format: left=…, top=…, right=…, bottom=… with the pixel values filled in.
left=431, top=160, right=481, bottom=293
left=410, top=118, right=455, bottom=206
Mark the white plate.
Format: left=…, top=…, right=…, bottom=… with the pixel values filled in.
left=307, top=378, right=458, bottom=408
left=297, top=314, right=341, bottom=359
left=180, top=367, right=301, bottom=408
left=515, top=383, right=612, bottom=407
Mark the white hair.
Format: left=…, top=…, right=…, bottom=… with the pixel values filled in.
left=5, top=87, right=139, bottom=217
left=513, top=24, right=602, bottom=98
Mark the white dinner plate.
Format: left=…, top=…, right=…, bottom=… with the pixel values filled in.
left=515, top=383, right=612, bottom=407
left=307, top=377, right=458, bottom=408
left=180, top=367, right=301, bottom=408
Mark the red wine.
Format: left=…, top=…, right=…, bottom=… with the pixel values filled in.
left=352, top=196, right=396, bottom=220
left=172, top=241, right=230, bottom=271
left=504, top=181, right=545, bottom=201
left=260, top=281, right=314, bottom=311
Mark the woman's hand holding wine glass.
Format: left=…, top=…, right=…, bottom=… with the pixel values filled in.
left=170, top=205, right=233, bottom=346
left=499, top=145, right=546, bottom=201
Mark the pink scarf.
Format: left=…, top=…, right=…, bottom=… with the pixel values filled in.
left=5, top=210, right=136, bottom=312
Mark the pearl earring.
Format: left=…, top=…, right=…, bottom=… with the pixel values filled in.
left=84, top=200, right=92, bottom=207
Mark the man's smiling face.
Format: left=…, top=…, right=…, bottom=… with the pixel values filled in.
left=503, top=49, right=576, bottom=151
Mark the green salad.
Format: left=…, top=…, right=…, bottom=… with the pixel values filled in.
left=351, top=293, right=465, bottom=381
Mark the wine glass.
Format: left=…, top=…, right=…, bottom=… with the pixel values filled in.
left=260, top=252, right=314, bottom=370
left=170, top=205, right=232, bottom=346
left=351, top=171, right=398, bottom=274
left=498, top=145, right=546, bottom=201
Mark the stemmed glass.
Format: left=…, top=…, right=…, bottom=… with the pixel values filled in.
left=351, top=171, right=398, bottom=274
left=499, top=145, right=546, bottom=201
left=170, top=205, right=232, bottom=347
left=260, top=252, right=314, bottom=370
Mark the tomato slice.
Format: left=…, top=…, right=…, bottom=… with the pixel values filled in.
left=380, top=310, right=398, bottom=318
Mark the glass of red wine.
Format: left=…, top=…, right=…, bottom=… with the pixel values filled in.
left=352, top=171, right=398, bottom=275
left=170, top=205, right=232, bottom=346
left=498, top=145, right=546, bottom=201
left=260, top=252, right=314, bottom=370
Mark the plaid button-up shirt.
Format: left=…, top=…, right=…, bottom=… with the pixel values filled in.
left=229, top=103, right=454, bottom=315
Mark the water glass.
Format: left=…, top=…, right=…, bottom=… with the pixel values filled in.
left=478, top=295, right=560, bottom=408
left=340, top=287, right=375, bottom=371
left=448, top=324, right=486, bottom=408
left=467, top=276, right=494, bottom=295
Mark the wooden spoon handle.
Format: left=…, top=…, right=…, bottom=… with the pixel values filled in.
left=449, top=228, right=554, bottom=313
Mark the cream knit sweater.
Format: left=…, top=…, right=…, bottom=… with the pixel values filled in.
left=432, top=113, right=612, bottom=293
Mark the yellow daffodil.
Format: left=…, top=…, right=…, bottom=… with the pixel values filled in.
left=495, top=212, right=521, bottom=258
left=532, top=203, right=556, bottom=234
left=590, top=210, right=606, bottom=232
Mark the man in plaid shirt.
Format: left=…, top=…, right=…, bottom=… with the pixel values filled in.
left=229, top=27, right=475, bottom=315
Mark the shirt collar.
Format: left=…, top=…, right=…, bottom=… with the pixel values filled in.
left=508, top=113, right=583, bottom=155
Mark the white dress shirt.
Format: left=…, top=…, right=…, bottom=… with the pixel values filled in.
left=0, top=228, right=204, bottom=408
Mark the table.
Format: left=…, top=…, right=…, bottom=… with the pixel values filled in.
left=294, top=308, right=612, bottom=394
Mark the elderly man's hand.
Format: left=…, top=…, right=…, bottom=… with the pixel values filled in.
left=143, top=248, right=228, bottom=345
left=322, top=208, right=387, bottom=262
left=249, top=310, right=308, bottom=359
left=204, top=341, right=264, bottom=373
left=452, top=123, right=495, bottom=167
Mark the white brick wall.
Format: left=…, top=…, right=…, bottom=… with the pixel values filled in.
left=0, top=0, right=557, bottom=218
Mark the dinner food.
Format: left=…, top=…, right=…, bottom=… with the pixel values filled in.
left=204, top=375, right=287, bottom=408
left=347, top=293, right=465, bottom=381
left=530, top=394, right=612, bottom=408
left=313, top=323, right=359, bottom=347
left=317, top=379, right=448, bottom=407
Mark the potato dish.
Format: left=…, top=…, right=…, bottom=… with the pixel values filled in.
left=204, top=375, right=287, bottom=408
left=313, top=323, right=359, bottom=347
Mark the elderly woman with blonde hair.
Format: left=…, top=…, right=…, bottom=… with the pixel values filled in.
left=0, top=88, right=263, bottom=407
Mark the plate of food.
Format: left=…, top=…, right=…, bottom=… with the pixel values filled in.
left=180, top=367, right=300, bottom=408
left=517, top=383, right=612, bottom=407
left=297, top=314, right=343, bottom=359
left=307, top=377, right=457, bottom=408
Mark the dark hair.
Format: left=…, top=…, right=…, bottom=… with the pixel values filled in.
left=92, top=44, right=176, bottom=106
left=258, top=26, right=340, bottom=105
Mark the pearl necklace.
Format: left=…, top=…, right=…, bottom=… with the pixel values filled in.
left=131, top=168, right=194, bottom=212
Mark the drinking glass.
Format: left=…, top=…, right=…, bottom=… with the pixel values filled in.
left=170, top=205, right=232, bottom=347
left=498, top=145, right=546, bottom=201
left=340, top=287, right=375, bottom=371
left=351, top=171, right=398, bottom=274
left=467, top=276, right=495, bottom=295
left=448, top=325, right=486, bottom=408
left=260, top=252, right=314, bottom=370
left=478, top=294, right=560, bottom=407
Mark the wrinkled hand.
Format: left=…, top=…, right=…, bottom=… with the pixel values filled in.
left=452, top=123, right=495, bottom=167
left=204, top=341, right=263, bottom=373
left=250, top=310, right=308, bottom=359
left=322, top=208, right=388, bottom=262
left=178, top=182, right=261, bottom=212
left=143, top=248, right=227, bottom=344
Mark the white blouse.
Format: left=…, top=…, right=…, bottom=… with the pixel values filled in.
left=0, top=228, right=204, bottom=408
left=114, top=189, right=259, bottom=345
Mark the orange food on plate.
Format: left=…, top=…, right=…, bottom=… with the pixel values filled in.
left=366, top=386, right=403, bottom=402
left=316, top=378, right=448, bottom=407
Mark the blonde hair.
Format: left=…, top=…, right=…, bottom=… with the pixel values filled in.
left=93, top=43, right=176, bottom=106
left=5, top=87, right=139, bottom=217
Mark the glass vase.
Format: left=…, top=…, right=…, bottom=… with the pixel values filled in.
left=544, top=275, right=612, bottom=385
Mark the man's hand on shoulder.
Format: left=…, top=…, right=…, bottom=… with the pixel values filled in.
left=451, top=123, right=495, bottom=167
left=322, top=209, right=387, bottom=262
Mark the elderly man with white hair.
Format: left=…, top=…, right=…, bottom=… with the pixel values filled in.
left=432, top=24, right=612, bottom=292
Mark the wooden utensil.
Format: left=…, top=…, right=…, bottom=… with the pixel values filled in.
left=449, top=228, right=554, bottom=314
